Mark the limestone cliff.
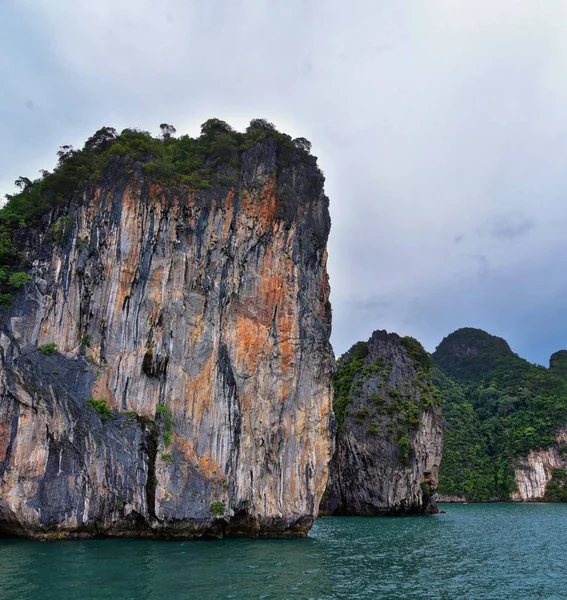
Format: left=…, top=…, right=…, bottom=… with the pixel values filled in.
left=511, top=428, right=567, bottom=501
left=321, top=331, right=443, bottom=515
left=0, top=131, right=334, bottom=538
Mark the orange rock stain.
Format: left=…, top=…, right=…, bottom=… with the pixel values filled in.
left=91, top=368, right=116, bottom=410
left=241, top=178, right=279, bottom=234
left=175, top=438, right=224, bottom=481
left=0, top=419, right=8, bottom=462
left=184, top=353, right=214, bottom=417
left=235, top=316, right=265, bottom=377
left=198, top=455, right=224, bottom=480
left=113, top=186, right=143, bottom=311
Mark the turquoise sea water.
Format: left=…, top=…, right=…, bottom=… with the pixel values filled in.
left=1, top=503, right=566, bottom=599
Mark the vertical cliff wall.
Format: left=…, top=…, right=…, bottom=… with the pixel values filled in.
left=511, top=428, right=567, bottom=501
left=0, top=134, right=334, bottom=538
left=321, top=331, right=443, bottom=515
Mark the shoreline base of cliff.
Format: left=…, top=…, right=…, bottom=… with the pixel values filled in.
left=0, top=515, right=314, bottom=541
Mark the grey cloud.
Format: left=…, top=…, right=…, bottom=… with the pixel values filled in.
left=488, top=213, right=535, bottom=241
left=346, top=296, right=394, bottom=313
left=2, top=0, right=567, bottom=364
left=471, top=253, right=490, bottom=274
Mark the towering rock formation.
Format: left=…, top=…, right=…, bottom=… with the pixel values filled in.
left=0, top=127, right=334, bottom=538
left=321, top=331, right=443, bottom=515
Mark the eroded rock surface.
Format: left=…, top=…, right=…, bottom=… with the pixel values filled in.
left=321, top=331, right=443, bottom=516
left=0, top=139, right=334, bottom=538
left=511, top=428, right=567, bottom=501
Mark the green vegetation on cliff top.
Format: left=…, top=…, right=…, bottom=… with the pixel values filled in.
left=333, top=341, right=369, bottom=427
left=1, top=119, right=312, bottom=226
left=332, top=334, right=438, bottom=467
left=0, top=118, right=314, bottom=304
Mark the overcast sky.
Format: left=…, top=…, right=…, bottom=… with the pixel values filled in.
left=2, top=0, right=567, bottom=364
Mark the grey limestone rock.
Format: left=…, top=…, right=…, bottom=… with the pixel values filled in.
left=321, top=330, right=443, bottom=516
left=0, top=138, right=334, bottom=539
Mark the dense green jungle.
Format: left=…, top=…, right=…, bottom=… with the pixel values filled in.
left=336, top=327, right=567, bottom=501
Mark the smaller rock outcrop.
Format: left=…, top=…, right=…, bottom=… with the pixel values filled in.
left=512, top=428, right=567, bottom=501
left=321, top=331, right=443, bottom=516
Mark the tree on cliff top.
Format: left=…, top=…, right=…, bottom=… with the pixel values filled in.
left=159, top=123, right=177, bottom=141
left=200, top=119, right=233, bottom=139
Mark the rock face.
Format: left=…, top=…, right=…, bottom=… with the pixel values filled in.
left=0, top=138, right=334, bottom=538
left=321, top=331, right=443, bottom=515
left=550, top=351, right=567, bottom=377
left=511, top=428, right=567, bottom=501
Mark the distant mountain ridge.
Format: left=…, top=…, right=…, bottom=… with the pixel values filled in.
left=433, top=327, right=517, bottom=381
left=432, top=327, right=567, bottom=501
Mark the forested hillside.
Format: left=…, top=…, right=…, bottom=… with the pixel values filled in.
left=433, top=328, right=567, bottom=501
